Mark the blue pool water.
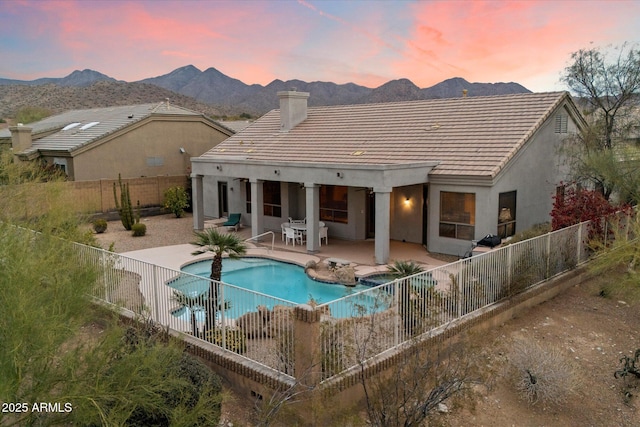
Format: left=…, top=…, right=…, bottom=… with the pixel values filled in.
left=170, top=258, right=386, bottom=321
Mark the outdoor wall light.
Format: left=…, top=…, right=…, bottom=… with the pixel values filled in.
left=274, top=169, right=280, bottom=175
left=179, top=147, right=185, bottom=154
left=404, top=197, right=411, bottom=206
left=216, top=165, right=222, bottom=171
left=336, top=172, right=343, bottom=178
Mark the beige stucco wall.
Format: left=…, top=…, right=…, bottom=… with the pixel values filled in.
left=69, top=118, right=229, bottom=181
left=70, top=175, right=189, bottom=213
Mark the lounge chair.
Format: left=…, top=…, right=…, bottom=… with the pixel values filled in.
left=223, top=213, right=241, bottom=231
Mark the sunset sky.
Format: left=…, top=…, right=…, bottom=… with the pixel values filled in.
left=1, top=0, right=638, bottom=92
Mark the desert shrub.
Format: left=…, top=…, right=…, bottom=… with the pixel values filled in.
left=614, top=349, right=640, bottom=403
left=500, top=244, right=547, bottom=299
left=451, top=258, right=504, bottom=315
left=131, top=222, right=146, bottom=237
left=163, top=186, right=189, bottom=218
left=614, top=349, right=640, bottom=381
left=387, top=259, right=424, bottom=277
left=206, top=327, right=247, bottom=354
left=72, top=319, right=224, bottom=427
left=510, top=340, right=578, bottom=405
left=362, top=341, right=475, bottom=427
left=504, top=223, right=551, bottom=245
left=93, top=218, right=108, bottom=233
left=321, top=321, right=348, bottom=377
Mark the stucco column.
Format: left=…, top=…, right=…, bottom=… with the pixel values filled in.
left=293, top=304, right=322, bottom=386
left=304, top=183, right=320, bottom=253
left=250, top=179, right=264, bottom=238
left=191, top=174, right=204, bottom=230
left=374, top=187, right=392, bottom=264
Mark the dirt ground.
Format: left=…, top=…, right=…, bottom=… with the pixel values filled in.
left=216, top=275, right=640, bottom=427
left=90, top=215, right=640, bottom=426
left=440, top=275, right=640, bottom=427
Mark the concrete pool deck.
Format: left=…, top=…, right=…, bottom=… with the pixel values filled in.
left=121, top=223, right=452, bottom=278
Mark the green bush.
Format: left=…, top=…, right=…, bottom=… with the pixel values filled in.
left=131, top=222, right=146, bottom=237
left=388, top=259, right=425, bottom=277
left=164, top=186, right=189, bottom=218
left=92, top=218, right=108, bottom=233
left=206, top=327, right=247, bottom=354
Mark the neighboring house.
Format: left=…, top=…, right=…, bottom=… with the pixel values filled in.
left=0, top=101, right=234, bottom=181
left=191, top=90, right=585, bottom=261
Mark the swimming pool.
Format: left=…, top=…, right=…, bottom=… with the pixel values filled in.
left=170, top=258, right=386, bottom=321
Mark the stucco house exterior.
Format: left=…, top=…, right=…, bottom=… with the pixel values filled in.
left=0, top=101, right=234, bottom=181
left=190, top=90, right=585, bottom=261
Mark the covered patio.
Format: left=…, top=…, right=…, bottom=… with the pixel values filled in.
left=190, top=160, right=438, bottom=265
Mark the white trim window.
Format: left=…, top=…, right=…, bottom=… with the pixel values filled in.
left=439, top=191, right=475, bottom=240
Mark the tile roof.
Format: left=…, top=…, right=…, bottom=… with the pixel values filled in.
left=200, top=92, right=573, bottom=177
left=1, top=102, right=207, bottom=155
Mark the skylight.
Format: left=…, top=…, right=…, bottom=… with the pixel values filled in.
left=79, top=121, right=100, bottom=130
left=62, top=122, right=81, bottom=131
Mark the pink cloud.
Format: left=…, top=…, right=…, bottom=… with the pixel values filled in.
left=3, top=0, right=637, bottom=92
left=394, top=1, right=640, bottom=90
left=11, top=1, right=298, bottom=82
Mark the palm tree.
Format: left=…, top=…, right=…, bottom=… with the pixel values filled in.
left=388, top=260, right=427, bottom=337
left=172, top=290, right=205, bottom=337
left=387, top=260, right=424, bottom=277
left=191, top=228, right=247, bottom=334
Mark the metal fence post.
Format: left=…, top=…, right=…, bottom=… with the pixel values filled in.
left=102, top=250, right=109, bottom=303
left=153, top=264, right=160, bottom=323
left=393, top=279, right=399, bottom=346
left=457, top=264, right=463, bottom=319
left=507, top=244, right=513, bottom=294
left=220, top=281, right=226, bottom=350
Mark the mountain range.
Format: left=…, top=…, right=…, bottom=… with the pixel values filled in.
left=0, top=66, right=531, bottom=118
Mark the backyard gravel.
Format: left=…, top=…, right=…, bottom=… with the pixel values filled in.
left=92, top=213, right=196, bottom=253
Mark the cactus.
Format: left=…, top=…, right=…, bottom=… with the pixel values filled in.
left=113, top=174, right=137, bottom=230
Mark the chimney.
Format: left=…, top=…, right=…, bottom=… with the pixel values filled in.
left=462, top=89, right=468, bottom=97
left=277, top=90, right=310, bottom=132
left=10, top=124, right=33, bottom=154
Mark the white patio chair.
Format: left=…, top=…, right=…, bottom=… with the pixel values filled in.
left=319, top=226, right=328, bottom=246
left=281, top=223, right=289, bottom=242
left=284, top=227, right=297, bottom=246
left=295, top=228, right=306, bottom=245
left=319, top=221, right=325, bottom=228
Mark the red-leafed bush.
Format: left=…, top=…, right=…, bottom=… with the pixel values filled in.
left=551, top=184, right=631, bottom=242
